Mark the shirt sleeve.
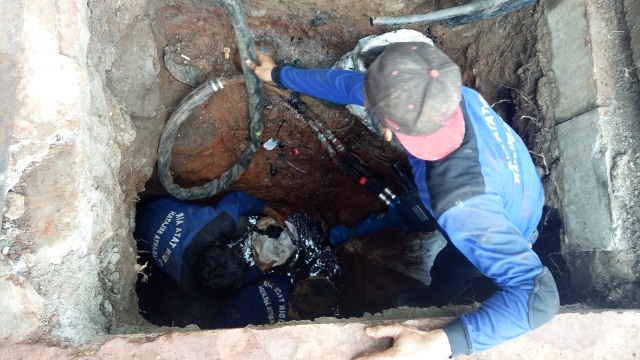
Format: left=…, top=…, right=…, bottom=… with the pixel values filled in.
left=216, top=190, right=266, bottom=223
left=438, top=194, right=559, bottom=355
left=274, top=67, right=366, bottom=106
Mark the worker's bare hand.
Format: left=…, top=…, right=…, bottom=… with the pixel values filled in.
left=252, top=247, right=277, bottom=273
left=246, top=51, right=276, bottom=84
left=355, top=324, right=452, bottom=360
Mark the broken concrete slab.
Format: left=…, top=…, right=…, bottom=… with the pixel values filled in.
left=549, top=0, right=640, bottom=306
left=0, top=0, right=23, bottom=216
left=0, top=311, right=639, bottom=359
left=1, top=0, right=139, bottom=344
left=544, top=0, right=597, bottom=123
left=556, top=108, right=613, bottom=251
left=105, top=20, right=163, bottom=118
left=0, top=264, right=44, bottom=340
left=626, top=0, right=640, bottom=71
left=566, top=250, right=640, bottom=305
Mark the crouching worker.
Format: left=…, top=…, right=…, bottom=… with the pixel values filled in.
left=135, top=190, right=286, bottom=298
left=210, top=275, right=336, bottom=329
left=247, top=40, right=559, bottom=358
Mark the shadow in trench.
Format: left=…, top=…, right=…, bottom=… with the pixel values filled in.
left=533, top=206, right=574, bottom=305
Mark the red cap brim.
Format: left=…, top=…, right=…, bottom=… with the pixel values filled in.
left=394, top=106, right=465, bottom=161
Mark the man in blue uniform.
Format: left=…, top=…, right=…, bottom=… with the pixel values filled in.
left=247, top=42, right=559, bottom=358
left=135, top=190, right=285, bottom=298
left=211, top=275, right=335, bottom=328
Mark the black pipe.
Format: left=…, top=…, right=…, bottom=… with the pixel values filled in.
left=370, top=0, right=501, bottom=27
left=157, top=0, right=264, bottom=200
left=286, top=92, right=396, bottom=205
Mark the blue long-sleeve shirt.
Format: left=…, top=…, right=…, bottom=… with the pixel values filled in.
left=211, top=273, right=292, bottom=328
left=136, top=191, right=266, bottom=289
left=275, top=66, right=559, bottom=355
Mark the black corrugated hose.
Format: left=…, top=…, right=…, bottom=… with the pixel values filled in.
left=157, top=0, right=264, bottom=200
left=370, top=0, right=535, bottom=28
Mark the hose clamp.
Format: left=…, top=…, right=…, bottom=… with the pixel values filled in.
left=209, top=78, right=226, bottom=92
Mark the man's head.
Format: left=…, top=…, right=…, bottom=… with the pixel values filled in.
left=194, top=244, right=246, bottom=294
left=365, top=42, right=465, bottom=161
left=288, top=277, right=336, bottom=320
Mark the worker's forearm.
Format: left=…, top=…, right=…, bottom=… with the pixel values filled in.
left=276, top=67, right=366, bottom=106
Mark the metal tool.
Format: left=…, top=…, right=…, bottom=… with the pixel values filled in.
left=287, top=92, right=437, bottom=232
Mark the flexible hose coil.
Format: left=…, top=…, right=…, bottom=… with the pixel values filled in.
left=157, top=0, right=264, bottom=200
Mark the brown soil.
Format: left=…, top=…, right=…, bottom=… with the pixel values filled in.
left=141, top=1, right=549, bottom=225
left=166, top=81, right=403, bottom=227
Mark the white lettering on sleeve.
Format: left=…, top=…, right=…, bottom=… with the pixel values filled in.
left=478, top=93, right=521, bottom=184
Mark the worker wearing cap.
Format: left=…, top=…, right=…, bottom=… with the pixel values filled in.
left=247, top=42, right=559, bottom=358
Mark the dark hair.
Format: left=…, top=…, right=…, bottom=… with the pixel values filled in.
left=364, top=107, right=406, bottom=151
left=365, top=105, right=385, bottom=135
left=289, top=277, right=336, bottom=320
left=360, top=45, right=387, bottom=69
left=360, top=45, right=388, bottom=133
left=252, top=224, right=283, bottom=239
left=193, top=245, right=246, bottom=294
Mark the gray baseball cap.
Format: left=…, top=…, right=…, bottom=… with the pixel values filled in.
left=365, top=42, right=465, bottom=160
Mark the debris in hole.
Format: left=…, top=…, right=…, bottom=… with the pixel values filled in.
left=263, top=137, right=279, bottom=150
left=268, top=163, right=278, bottom=177
left=249, top=217, right=296, bottom=266
left=310, top=17, right=327, bottom=27
left=163, top=46, right=205, bottom=87
left=284, top=160, right=306, bottom=173
left=226, top=213, right=342, bottom=300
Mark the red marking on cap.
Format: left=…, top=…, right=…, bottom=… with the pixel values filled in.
left=358, top=177, right=367, bottom=185
left=429, top=69, right=440, bottom=78
left=408, top=104, right=415, bottom=109
left=384, top=117, right=401, bottom=130
left=391, top=70, right=399, bottom=76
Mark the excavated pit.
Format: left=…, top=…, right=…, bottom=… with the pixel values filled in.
left=120, top=0, right=570, bottom=327
left=3, top=0, right=639, bottom=347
